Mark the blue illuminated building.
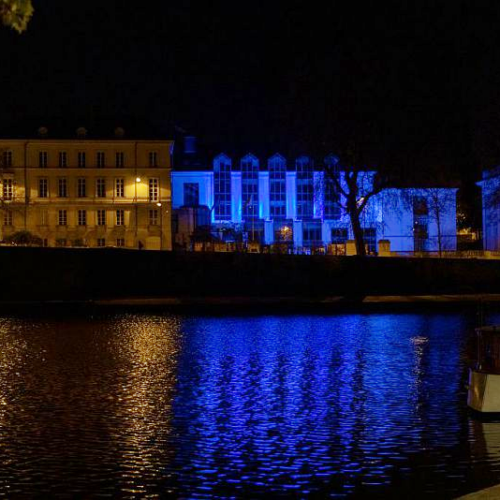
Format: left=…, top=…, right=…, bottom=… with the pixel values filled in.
left=172, top=137, right=457, bottom=253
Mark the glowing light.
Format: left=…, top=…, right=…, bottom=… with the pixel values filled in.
left=136, top=177, right=141, bottom=182
left=156, top=202, right=162, bottom=207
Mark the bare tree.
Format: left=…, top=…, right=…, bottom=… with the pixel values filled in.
left=323, top=148, right=388, bottom=257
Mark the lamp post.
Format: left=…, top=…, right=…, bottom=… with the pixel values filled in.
left=157, top=202, right=163, bottom=250
left=135, top=177, right=141, bottom=248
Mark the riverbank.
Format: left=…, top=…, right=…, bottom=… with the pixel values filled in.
left=3, top=246, right=500, bottom=303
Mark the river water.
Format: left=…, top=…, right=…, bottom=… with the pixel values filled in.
left=0, top=310, right=499, bottom=498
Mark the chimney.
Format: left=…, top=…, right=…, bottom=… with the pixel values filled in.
left=184, top=136, right=196, bottom=154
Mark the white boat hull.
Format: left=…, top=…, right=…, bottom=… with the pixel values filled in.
left=468, top=369, right=500, bottom=412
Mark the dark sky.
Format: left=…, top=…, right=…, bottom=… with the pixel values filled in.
left=2, top=0, right=500, bottom=186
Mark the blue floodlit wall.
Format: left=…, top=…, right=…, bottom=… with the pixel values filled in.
left=172, top=156, right=458, bottom=252
left=479, top=170, right=500, bottom=251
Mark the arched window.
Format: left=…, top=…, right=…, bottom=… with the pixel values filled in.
left=214, top=154, right=232, bottom=221
left=296, top=156, right=314, bottom=218
left=241, top=154, right=259, bottom=219
left=268, top=154, right=286, bottom=218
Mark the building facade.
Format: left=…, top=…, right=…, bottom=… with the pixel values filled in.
left=0, top=133, right=173, bottom=250
left=479, top=167, right=500, bottom=251
left=172, top=153, right=458, bottom=254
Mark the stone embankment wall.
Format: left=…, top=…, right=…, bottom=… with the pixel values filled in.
left=1, top=247, right=500, bottom=302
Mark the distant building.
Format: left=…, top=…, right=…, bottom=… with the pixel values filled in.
left=478, top=167, right=500, bottom=251
left=172, top=142, right=457, bottom=254
left=0, top=128, right=173, bottom=249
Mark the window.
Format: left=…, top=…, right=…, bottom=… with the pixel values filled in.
left=2, top=151, right=12, bottom=167
left=149, top=151, right=158, bottom=167
left=59, top=151, right=67, bottom=168
left=4, top=210, right=12, bottom=226
left=303, top=221, right=323, bottom=247
left=97, top=151, right=105, bottom=168
left=97, top=238, right=106, bottom=247
left=296, top=156, right=314, bottom=218
left=331, top=228, right=348, bottom=244
left=274, top=220, right=293, bottom=242
left=39, top=151, right=48, bottom=168
left=269, top=154, right=286, bottom=218
left=97, top=209, right=106, bottom=226
left=38, top=178, right=48, bottom=198
left=58, top=178, right=67, bottom=198
left=115, top=178, right=124, bottom=198
left=149, top=209, right=158, bottom=225
left=56, top=239, right=67, bottom=247
left=77, top=210, right=87, bottom=226
left=241, top=154, right=259, bottom=219
left=77, top=178, right=86, bottom=198
left=40, top=210, right=48, bottom=226
left=96, top=178, right=106, bottom=198
left=43, top=239, right=48, bottom=247
left=183, top=183, right=199, bottom=206
left=77, top=151, right=86, bottom=168
left=116, top=238, right=125, bottom=247
left=362, top=228, right=377, bottom=254
left=324, top=155, right=341, bottom=220
left=149, top=178, right=158, bottom=202
left=214, top=154, right=232, bottom=220
left=3, top=178, right=13, bottom=200
left=413, top=196, right=429, bottom=252
left=116, top=209, right=124, bottom=226
left=58, top=210, right=67, bottom=226
left=115, top=152, right=124, bottom=168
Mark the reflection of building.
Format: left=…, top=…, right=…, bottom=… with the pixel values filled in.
left=172, top=140, right=457, bottom=253
left=0, top=129, right=173, bottom=249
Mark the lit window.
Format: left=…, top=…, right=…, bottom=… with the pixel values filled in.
left=38, top=178, right=47, bottom=199
left=39, top=151, right=48, bottom=168
left=115, top=152, right=124, bottom=168
left=149, top=178, right=158, bottom=202
left=97, top=151, right=105, bottom=168
left=149, top=151, right=158, bottom=167
left=77, top=210, right=87, bottom=226
left=3, top=179, right=13, bottom=200
left=97, top=238, right=106, bottom=247
left=116, top=238, right=125, bottom=247
left=96, top=178, right=106, bottom=198
left=214, top=154, right=232, bottom=221
left=116, top=209, right=124, bottom=226
left=58, top=210, right=67, bottom=226
left=115, top=178, right=124, bottom=198
left=149, top=209, right=158, bottom=225
left=77, top=178, right=86, bottom=198
left=3, top=151, right=12, bottom=167
left=269, top=154, right=287, bottom=218
left=59, top=151, right=67, bottom=168
left=3, top=210, right=12, bottom=226
left=241, top=154, right=259, bottom=219
left=77, top=151, right=86, bottom=168
left=58, top=178, right=67, bottom=198
left=97, top=209, right=106, bottom=226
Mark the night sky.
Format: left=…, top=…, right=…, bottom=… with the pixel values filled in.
left=2, top=1, right=500, bottom=193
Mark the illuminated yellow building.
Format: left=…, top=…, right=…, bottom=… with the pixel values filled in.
left=0, top=130, right=173, bottom=250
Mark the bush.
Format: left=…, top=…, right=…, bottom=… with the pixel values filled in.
left=5, top=230, right=43, bottom=246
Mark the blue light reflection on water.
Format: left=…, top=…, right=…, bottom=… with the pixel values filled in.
left=170, top=314, right=471, bottom=497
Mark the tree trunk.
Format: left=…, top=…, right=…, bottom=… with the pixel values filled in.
left=349, top=206, right=366, bottom=257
